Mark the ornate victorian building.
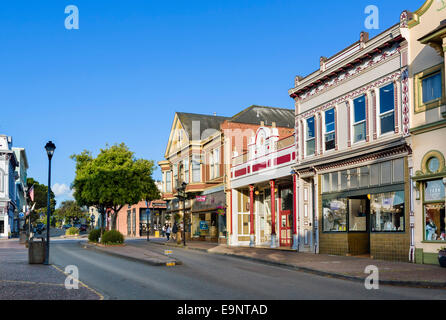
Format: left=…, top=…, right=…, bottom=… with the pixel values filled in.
left=401, top=0, right=446, bottom=265
left=289, top=25, right=412, bottom=259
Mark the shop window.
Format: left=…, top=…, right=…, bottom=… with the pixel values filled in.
left=350, top=169, right=359, bottom=189
left=371, top=191, right=405, bottom=232
left=381, top=161, right=392, bottom=185
left=127, top=210, right=131, bottom=236
left=323, top=174, right=330, bottom=193
left=322, top=198, right=347, bottom=232
left=0, top=220, right=3, bottom=234
left=306, top=117, right=315, bottom=156
left=359, top=166, right=369, bottom=188
left=422, top=72, right=442, bottom=104
left=424, top=204, right=445, bottom=241
left=132, top=208, right=136, bottom=235
left=281, top=187, right=293, bottom=211
left=379, top=84, right=395, bottom=134
left=423, top=179, right=445, bottom=241
left=393, top=158, right=404, bottom=183
left=325, top=108, right=336, bottom=151
left=349, top=199, right=367, bottom=231
left=353, top=95, right=366, bottom=143
left=370, top=164, right=380, bottom=186
left=340, top=170, right=349, bottom=190
left=331, top=172, right=339, bottom=192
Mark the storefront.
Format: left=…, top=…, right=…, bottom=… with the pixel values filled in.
left=318, top=155, right=410, bottom=261
left=191, top=189, right=226, bottom=243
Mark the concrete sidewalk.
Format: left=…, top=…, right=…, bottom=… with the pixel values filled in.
left=148, top=239, right=446, bottom=288
left=81, top=242, right=181, bottom=266
left=0, top=240, right=102, bottom=300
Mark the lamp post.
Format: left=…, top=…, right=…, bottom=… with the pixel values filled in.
left=177, top=182, right=188, bottom=246
left=44, top=141, right=56, bottom=265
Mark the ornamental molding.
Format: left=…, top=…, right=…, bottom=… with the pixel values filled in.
left=295, top=45, right=401, bottom=103
left=298, top=70, right=403, bottom=120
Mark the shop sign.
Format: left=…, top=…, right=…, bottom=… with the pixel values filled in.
left=196, top=196, right=207, bottom=202
left=199, top=221, right=209, bottom=230
left=425, top=180, right=445, bottom=202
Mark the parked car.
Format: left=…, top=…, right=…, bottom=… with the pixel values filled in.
left=63, top=224, right=72, bottom=230
left=79, top=224, right=88, bottom=232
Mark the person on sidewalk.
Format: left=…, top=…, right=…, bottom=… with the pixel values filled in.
left=166, top=225, right=171, bottom=241
left=172, top=223, right=178, bottom=242
left=162, top=224, right=166, bottom=238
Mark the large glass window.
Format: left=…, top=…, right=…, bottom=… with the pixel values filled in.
left=325, top=109, right=335, bottom=151
left=306, top=117, right=315, bottom=156
left=166, top=171, right=172, bottom=192
left=422, top=72, right=442, bottom=104
left=322, top=198, right=347, bottom=232
left=371, top=191, right=405, bottom=232
left=424, top=204, right=445, bottom=241
left=353, top=95, right=367, bottom=143
left=424, top=179, right=445, bottom=202
left=379, top=84, right=395, bottom=134
left=349, top=199, right=367, bottom=231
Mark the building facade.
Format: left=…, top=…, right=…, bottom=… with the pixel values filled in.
left=13, top=148, right=29, bottom=232
left=400, top=0, right=446, bottom=264
left=289, top=25, right=412, bottom=260
left=0, top=135, right=18, bottom=238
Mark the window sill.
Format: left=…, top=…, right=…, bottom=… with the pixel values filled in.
left=422, top=241, right=446, bottom=244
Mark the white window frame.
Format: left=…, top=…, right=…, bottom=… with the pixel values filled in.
left=353, top=95, right=367, bottom=143
left=324, top=108, right=336, bottom=152
left=378, top=83, right=395, bottom=136
left=306, top=116, right=316, bottom=156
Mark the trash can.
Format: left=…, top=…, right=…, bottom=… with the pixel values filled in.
left=155, top=231, right=160, bottom=238
left=28, top=238, right=46, bottom=264
left=19, top=231, right=27, bottom=244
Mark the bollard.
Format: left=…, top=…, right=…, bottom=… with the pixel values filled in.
left=28, top=238, right=46, bottom=264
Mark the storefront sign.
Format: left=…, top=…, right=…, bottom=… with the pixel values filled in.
left=425, top=180, right=445, bottom=202
left=199, top=221, right=209, bottom=230
left=196, top=196, right=207, bottom=202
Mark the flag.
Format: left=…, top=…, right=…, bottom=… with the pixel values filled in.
left=29, top=185, right=35, bottom=202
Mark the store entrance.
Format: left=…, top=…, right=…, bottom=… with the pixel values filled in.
left=279, top=186, right=293, bottom=248
left=347, top=196, right=370, bottom=256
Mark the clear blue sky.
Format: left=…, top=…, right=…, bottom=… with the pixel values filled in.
left=0, top=0, right=422, bottom=205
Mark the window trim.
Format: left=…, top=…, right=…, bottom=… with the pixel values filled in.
left=414, top=63, right=446, bottom=113
left=306, top=116, right=316, bottom=156
left=352, top=95, right=367, bottom=143
left=378, top=83, right=396, bottom=135
left=324, top=108, right=336, bottom=152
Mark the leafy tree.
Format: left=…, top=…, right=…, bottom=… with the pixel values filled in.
left=71, top=143, right=159, bottom=230
left=25, top=178, right=56, bottom=229
left=54, top=200, right=87, bottom=225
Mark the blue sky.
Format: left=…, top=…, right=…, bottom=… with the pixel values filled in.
left=0, top=0, right=422, bottom=205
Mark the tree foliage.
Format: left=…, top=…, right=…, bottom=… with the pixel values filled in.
left=26, top=177, right=56, bottom=212
left=54, top=200, right=87, bottom=224
left=71, top=143, right=160, bottom=230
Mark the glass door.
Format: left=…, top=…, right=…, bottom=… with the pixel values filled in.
left=279, top=186, right=293, bottom=247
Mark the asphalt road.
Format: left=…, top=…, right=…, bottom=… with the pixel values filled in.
left=50, top=240, right=446, bottom=300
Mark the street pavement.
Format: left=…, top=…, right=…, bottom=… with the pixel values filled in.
left=0, top=240, right=102, bottom=300
left=48, top=239, right=446, bottom=300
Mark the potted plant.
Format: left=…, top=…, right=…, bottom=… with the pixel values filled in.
left=439, top=247, right=446, bottom=268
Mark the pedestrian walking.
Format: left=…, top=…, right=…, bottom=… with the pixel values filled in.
left=166, top=224, right=171, bottom=241
left=162, top=224, right=166, bottom=237
left=172, top=223, right=178, bottom=242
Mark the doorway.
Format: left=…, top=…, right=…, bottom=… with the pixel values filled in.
left=279, top=186, right=293, bottom=247
left=347, top=196, right=370, bottom=256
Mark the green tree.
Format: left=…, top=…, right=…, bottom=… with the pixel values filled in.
left=54, top=200, right=87, bottom=225
left=25, top=178, right=56, bottom=228
left=71, top=143, right=159, bottom=230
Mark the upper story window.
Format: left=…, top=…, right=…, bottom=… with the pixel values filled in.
left=306, top=117, right=315, bottom=156
left=353, top=95, right=366, bottom=143
left=184, top=158, right=189, bottom=184
left=209, top=148, right=220, bottom=180
left=173, top=163, right=178, bottom=188
left=422, top=72, right=442, bottom=104
left=192, top=154, right=201, bottom=183
left=166, top=171, right=172, bottom=193
left=325, top=109, right=335, bottom=151
left=379, top=83, right=395, bottom=135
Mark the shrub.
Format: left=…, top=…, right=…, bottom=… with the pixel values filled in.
left=66, top=227, right=79, bottom=236
left=88, top=228, right=102, bottom=243
left=101, top=230, right=124, bottom=245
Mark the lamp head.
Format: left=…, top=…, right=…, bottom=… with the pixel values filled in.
left=45, top=141, right=56, bottom=160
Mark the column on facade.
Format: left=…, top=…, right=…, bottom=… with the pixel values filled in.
left=394, top=80, right=400, bottom=134
left=346, top=101, right=352, bottom=147
left=270, top=180, right=277, bottom=248
left=371, top=89, right=377, bottom=140
left=249, top=185, right=255, bottom=247
left=443, top=38, right=446, bottom=99
left=365, top=92, right=370, bottom=142
left=292, top=173, right=299, bottom=250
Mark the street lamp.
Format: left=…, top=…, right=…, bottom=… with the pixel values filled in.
left=44, top=141, right=56, bottom=265
left=177, top=181, right=188, bottom=246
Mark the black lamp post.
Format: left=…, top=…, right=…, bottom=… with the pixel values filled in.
left=44, top=141, right=55, bottom=265
left=177, top=181, right=188, bottom=246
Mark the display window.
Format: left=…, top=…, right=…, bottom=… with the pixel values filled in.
left=423, top=179, right=445, bottom=242
left=322, top=198, right=347, bottom=232
left=370, top=191, right=405, bottom=232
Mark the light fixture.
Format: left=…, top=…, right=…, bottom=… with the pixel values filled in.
left=45, top=141, right=56, bottom=160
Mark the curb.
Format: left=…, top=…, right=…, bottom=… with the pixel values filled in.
left=150, top=241, right=446, bottom=289
left=80, top=242, right=182, bottom=267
